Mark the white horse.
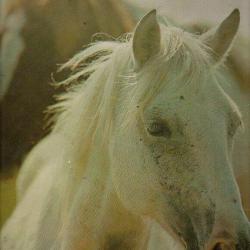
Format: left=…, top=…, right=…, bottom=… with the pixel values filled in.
left=1, top=9, right=250, bottom=250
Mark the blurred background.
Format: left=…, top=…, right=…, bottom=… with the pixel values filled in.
left=1, top=0, right=249, bottom=227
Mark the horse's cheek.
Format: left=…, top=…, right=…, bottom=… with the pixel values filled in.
left=110, top=138, right=160, bottom=213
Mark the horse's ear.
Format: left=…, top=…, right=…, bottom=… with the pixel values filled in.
left=132, top=9, right=161, bottom=69
left=200, top=9, right=240, bottom=63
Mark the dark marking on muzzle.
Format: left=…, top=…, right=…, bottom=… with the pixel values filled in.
left=183, top=223, right=200, bottom=250
left=165, top=202, right=201, bottom=250
left=103, top=232, right=138, bottom=250
left=104, top=236, right=129, bottom=250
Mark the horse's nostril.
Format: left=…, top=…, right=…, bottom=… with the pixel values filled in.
left=213, top=243, right=224, bottom=250
left=212, top=242, right=232, bottom=250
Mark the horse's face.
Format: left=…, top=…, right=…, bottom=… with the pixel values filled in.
left=141, top=79, right=247, bottom=246
left=111, top=10, right=249, bottom=250
left=112, top=76, right=249, bottom=249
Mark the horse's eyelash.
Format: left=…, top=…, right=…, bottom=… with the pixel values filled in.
left=147, top=120, right=172, bottom=137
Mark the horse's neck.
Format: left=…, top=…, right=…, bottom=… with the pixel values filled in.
left=61, top=148, right=148, bottom=250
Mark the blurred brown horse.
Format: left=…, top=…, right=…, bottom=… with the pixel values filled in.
left=1, top=0, right=134, bottom=175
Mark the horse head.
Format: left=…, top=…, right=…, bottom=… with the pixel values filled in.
left=110, top=9, right=250, bottom=250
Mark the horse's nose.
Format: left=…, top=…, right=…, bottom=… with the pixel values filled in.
left=208, top=230, right=250, bottom=250
left=209, top=234, right=235, bottom=250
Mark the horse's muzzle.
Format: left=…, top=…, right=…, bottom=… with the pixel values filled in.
left=207, top=230, right=250, bottom=250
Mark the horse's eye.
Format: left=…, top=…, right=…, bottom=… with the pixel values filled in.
left=147, top=122, right=171, bottom=137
